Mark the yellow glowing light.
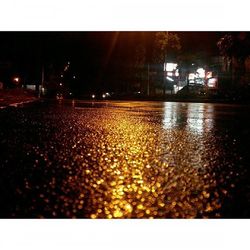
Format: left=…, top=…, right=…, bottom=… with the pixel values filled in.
left=113, top=210, right=123, bottom=218
left=156, top=182, right=161, bottom=188
left=124, top=203, right=133, bottom=213
left=137, top=204, right=144, bottom=210
left=159, top=202, right=165, bottom=207
left=90, top=214, right=97, bottom=219
left=111, top=181, right=116, bottom=186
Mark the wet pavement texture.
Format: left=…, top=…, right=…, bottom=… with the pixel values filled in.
left=0, top=100, right=250, bottom=218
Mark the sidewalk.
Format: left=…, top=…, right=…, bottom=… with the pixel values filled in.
left=0, top=88, right=39, bottom=109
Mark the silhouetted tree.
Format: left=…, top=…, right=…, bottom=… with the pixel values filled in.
left=153, top=32, right=181, bottom=63
left=133, top=44, right=146, bottom=93
left=152, top=32, right=182, bottom=94
left=217, top=32, right=250, bottom=86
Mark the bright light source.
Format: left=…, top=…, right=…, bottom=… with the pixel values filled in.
left=68, top=61, right=70, bottom=65
left=92, top=94, right=95, bottom=99
left=59, top=83, right=62, bottom=86
left=13, top=77, right=19, bottom=83
left=197, top=68, right=205, bottom=78
left=206, top=71, right=213, bottom=79
left=165, top=63, right=177, bottom=72
left=166, top=76, right=174, bottom=82
left=73, top=76, right=76, bottom=79
left=188, top=73, right=195, bottom=80
left=64, top=65, right=69, bottom=71
left=105, top=92, right=110, bottom=96
left=173, top=84, right=179, bottom=94
left=61, top=74, right=63, bottom=78
left=69, top=92, right=72, bottom=95
left=102, top=94, right=106, bottom=98
left=167, top=72, right=173, bottom=76
left=207, top=78, right=217, bottom=88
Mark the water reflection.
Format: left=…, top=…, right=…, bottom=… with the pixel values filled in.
left=163, top=102, right=214, bottom=134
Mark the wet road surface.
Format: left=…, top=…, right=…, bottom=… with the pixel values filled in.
left=0, top=100, right=250, bottom=218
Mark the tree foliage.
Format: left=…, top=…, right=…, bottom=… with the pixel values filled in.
left=217, top=34, right=234, bottom=58
left=131, top=44, right=147, bottom=91
left=134, top=44, right=146, bottom=69
left=217, top=32, right=250, bottom=61
left=153, top=32, right=182, bottom=64
left=217, top=32, right=250, bottom=85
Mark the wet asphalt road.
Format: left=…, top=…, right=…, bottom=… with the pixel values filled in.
left=0, top=100, right=250, bottom=218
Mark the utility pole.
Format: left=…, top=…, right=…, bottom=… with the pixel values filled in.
left=39, top=64, right=44, bottom=97
left=163, top=31, right=169, bottom=96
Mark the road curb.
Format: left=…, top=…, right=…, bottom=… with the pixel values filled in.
left=0, top=99, right=40, bottom=110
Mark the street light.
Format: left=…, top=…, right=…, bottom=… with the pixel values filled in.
left=13, top=77, right=20, bottom=83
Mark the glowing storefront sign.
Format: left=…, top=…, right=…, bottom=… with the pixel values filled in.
left=164, top=63, right=177, bottom=72
left=206, top=71, right=213, bottom=79
left=188, top=73, right=195, bottom=80
left=207, top=78, right=217, bottom=88
left=196, top=68, right=205, bottom=78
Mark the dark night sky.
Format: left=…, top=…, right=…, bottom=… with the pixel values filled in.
left=0, top=32, right=224, bottom=91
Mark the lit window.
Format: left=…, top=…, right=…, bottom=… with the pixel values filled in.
left=165, top=63, right=177, bottom=71
left=207, top=78, right=217, bottom=88
left=206, top=71, right=213, bottom=79
left=196, top=68, right=205, bottom=78
left=188, top=73, right=195, bottom=80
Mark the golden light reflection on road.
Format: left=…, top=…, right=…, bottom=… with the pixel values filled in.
left=56, top=103, right=227, bottom=218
